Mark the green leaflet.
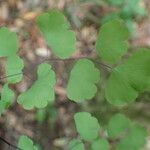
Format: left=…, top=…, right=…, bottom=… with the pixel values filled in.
left=0, top=84, right=14, bottom=116
left=17, top=63, right=56, bottom=110
left=96, top=19, right=129, bottom=64
left=105, top=48, right=150, bottom=105
left=107, top=0, right=125, bottom=6
left=36, top=10, right=76, bottom=59
left=107, top=114, right=131, bottom=138
left=120, top=0, right=146, bottom=19
left=107, top=114, right=147, bottom=150
left=74, top=112, right=100, bottom=141
left=115, top=126, right=147, bottom=150
left=67, top=59, right=100, bottom=102
left=91, top=138, right=110, bottom=150
left=68, top=139, right=85, bottom=150
left=0, top=27, right=18, bottom=57
left=18, top=135, right=38, bottom=150
left=105, top=69, right=138, bottom=105
left=72, top=113, right=147, bottom=150
left=6, top=55, right=24, bottom=84
left=36, top=108, right=47, bottom=123
left=101, top=13, right=120, bottom=24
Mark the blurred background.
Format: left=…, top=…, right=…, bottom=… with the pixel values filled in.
left=0, top=0, right=150, bottom=149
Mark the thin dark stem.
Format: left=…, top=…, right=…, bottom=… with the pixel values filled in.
left=0, top=71, right=32, bottom=81
left=45, top=57, right=112, bottom=69
left=0, top=136, right=23, bottom=150
left=94, top=60, right=112, bottom=69
left=0, top=72, right=22, bottom=80
left=44, top=56, right=87, bottom=61
left=0, top=56, right=112, bottom=81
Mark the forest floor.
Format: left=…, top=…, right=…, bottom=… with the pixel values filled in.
left=0, top=0, right=150, bottom=150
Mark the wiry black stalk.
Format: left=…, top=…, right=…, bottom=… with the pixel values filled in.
left=0, top=57, right=112, bottom=81
left=0, top=136, right=23, bottom=150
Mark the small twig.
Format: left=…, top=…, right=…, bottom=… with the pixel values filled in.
left=0, top=72, right=22, bottom=80
left=45, top=57, right=112, bottom=69
left=0, top=71, right=32, bottom=81
left=0, top=57, right=112, bottom=81
left=92, top=59, right=112, bottom=69
left=0, top=136, right=23, bottom=150
left=44, top=56, right=87, bottom=61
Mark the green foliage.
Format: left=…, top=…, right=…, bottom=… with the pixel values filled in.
left=18, top=135, right=38, bottom=150
left=115, top=126, right=147, bottom=150
left=107, top=0, right=124, bottom=6
left=74, top=112, right=100, bottom=141
left=6, top=55, right=24, bottom=83
left=71, top=113, right=147, bottom=150
left=69, top=139, right=85, bottom=150
left=107, top=114, right=131, bottom=138
left=0, top=84, right=14, bottom=116
left=96, top=19, right=129, bottom=64
left=0, top=27, right=18, bottom=57
left=120, top=0, right=146, bottom=19
left=105, top=69, right=138, bottom=105
left=101, top=13, right=120, bottom=24
left=36, top=108, right=47, bottom=123
left=0, top=27, right=24, bottom=114
left=107, top=0, right=146, bottom=18
left=36, top=10, right=76, bottom=59
left=0, top=10, right=149, bottom=150
left=110, top=114, right=148, bottom=150
left=106, top=48, right=150, bottom=105
left=17, top=63, right=56, bottom=110
left=91, top=138, right=109, bottom=150
left=36, top=104, right=57, bottom=126
left=67, top=59, right=100, bottom=102
left=125, top=20, right=135, bottom=36
left=103, top=0, right=146, bottom=37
